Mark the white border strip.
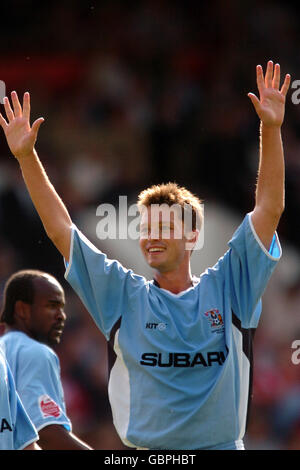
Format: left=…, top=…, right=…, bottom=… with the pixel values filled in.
left=232, top=324, right=250, bottom=440
left=108, top=329, right=133, bottom=448
left=18, top=435, right=39, bottom=450
left=248, top=213, right=282, bottom=261
left=35, top=420, right=71, bottom=433
left=64, top=225, right=75, bottom=278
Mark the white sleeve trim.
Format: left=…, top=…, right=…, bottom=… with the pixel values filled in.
left=64, top=224, right=75, bottom=279
left=248, top=212, right=282, bottom=261
left=35, top=420, right=72, bottom=432
left=18, top=435, right=39, bottom=450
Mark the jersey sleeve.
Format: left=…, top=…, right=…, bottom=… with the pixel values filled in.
left=216, top=212, right=281, bottom=328
left=64, top=224, right=146, bottom=340
left=6, top=360, right=39, bottom=450
left=16, top=346, right=71, bottom=433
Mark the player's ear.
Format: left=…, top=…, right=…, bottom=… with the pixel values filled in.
left=185, top=229, right=199, bottom=251
left=14, top=300, right=31, bottom=322
left=190, top=229, right=199, bottom=244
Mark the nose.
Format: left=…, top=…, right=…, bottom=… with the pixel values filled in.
left=140, top=229, right=159, bottom=242
left=148, top=226, right=162, bottom=241
left=56, top=308, right=66, bottom=322
left=148, top=233, right=159, bottom=241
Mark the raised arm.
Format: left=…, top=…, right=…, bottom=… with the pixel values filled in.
left=0, top=91, right=72, bottom=260
left=248, top=61, right=290, bottom=250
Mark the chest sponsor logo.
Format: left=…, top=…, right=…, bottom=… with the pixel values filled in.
left=140, top=351, right=227, bottom=367
left=39, top=394, right=61, bottom=419
left=204, top=309, right=224, bottom=334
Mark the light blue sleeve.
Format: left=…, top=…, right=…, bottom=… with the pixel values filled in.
left=65, top=225, right=146, bottom=340
left=7, top=360, right=38, bottom=450
left=16, top=346, right=71, bottom=432
left=219, top=212, right=281, bottom=328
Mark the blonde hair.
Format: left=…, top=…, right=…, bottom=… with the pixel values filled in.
left=137, top=182, right=203, bottom=231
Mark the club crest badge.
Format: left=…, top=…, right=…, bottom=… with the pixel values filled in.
left=204, top=309, right=224, bottom=334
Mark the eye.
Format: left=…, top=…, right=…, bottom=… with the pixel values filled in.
left=48, top=301, right=64, bottom=310
left=161, top=225, right=170, bottom=234
left=139, top=226, right=149, bottom=238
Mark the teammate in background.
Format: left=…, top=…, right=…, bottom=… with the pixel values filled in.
left=0, top=270, right=92, bottom=450
left=0, top=61, right=290, bottom=449
left=0, top=347, right=40, bottom=450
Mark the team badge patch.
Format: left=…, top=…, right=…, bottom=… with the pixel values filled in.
left=39, top=394, right=61, bottom=418
left=204, top=309, right=224, bottom=334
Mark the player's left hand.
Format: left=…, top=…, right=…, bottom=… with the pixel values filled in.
left=248, top=60, right=291, bottom=127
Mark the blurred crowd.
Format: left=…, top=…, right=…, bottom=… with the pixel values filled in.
left=0, top=0, right=300, bottom=449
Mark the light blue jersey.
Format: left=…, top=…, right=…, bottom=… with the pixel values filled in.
left=0, top=348, right=38, bottom=450
left=0, top=332, right=71, bottom=433
left=65, top=213, right=281, bottom=450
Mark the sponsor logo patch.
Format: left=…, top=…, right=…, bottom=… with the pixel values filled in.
left=39, top=394, right=61, bottom=419
left=145, top=322, right=167, bottom=330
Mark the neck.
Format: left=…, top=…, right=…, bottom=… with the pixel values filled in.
left=154, top=268, right=193, bottom=294
left=4, top=325, right=25, bottom=335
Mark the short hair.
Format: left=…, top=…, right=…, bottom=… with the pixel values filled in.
left=1, top=270, right=59, bottom=326
left=137, top=182, right=203, bottom=231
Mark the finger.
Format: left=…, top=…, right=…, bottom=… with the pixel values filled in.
left=265, top=60, right=273, bottom=88
left=248, top=92, right=261, bottom=114
left=272, top=63, right=280, bottom=90
left=23, top=92, right=30, bottom=121
left=256, top=65, right=265, bottom=93
left=3, top=96, right=14, bottom=122
left=11, top=91, right=22, bottom=117
left=31, top=117, right=44, bottom=137
left=0, top=112, right=8, bottom=129
left=280, top=73, right=291, bottom=97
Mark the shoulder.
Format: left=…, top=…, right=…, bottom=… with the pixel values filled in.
left=228, top=212, right=281, bottom=262
left=0, top=348, right=8, bottom=374
left=67, top=223, right=147, bottom=282
left=3, top=332, right=58, bottom=364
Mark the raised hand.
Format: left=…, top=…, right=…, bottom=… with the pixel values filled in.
left=248, top=61, right=291, bottom=127
left=0, top=91, right=44, bottom=160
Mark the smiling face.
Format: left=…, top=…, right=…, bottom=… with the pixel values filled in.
left=139, top=205, right=193, bottom=273
left=26, top=276, right=66, bottom=346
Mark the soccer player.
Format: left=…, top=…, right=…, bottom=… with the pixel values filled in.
left=0, top=347, right=39, bottom=450
left=0, top=61, right=290, bottom=449
left=0, top=270, right=92, bottom=450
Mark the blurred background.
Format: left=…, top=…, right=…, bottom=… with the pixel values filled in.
left=0, top=0, right=300, bottom=450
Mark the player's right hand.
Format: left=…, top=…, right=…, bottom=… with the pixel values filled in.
left=0, top=91, right=44, bottom=160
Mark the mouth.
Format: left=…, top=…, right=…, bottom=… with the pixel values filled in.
left=147, top=246, right=166, bottom=253
left=52, top=324, right=64, bottom=334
